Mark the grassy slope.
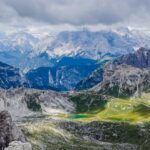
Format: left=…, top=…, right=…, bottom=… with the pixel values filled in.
left=22, top=122, right=134, bottom=150
left=20, top=118, right=150, bottom=150
left=68, top=93, right=150, bottom=123
left=19, top=93, right=150, bottom=150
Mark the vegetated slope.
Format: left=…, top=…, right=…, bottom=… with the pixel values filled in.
left=69, top=49, right=150, bottom=124
left=75, top=67, right=104, bottom=91
left=68, top=92, right=150, bottom=122
left=26, top=57, right=99, bottom=91
left=0, top=65, right=149, bottom=150
left=21, top=114, right=150, bottom=150
left=0, top=57, right=99, bottom=91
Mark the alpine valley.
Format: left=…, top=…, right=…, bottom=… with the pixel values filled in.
left=0, top=28, right=150, bottom=150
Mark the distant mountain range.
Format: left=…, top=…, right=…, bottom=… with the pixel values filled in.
left=1, top=28, right=150, bottom=150
left=0, top=57, right=99, bottom=90
left=0, top=28, right=150, bottom=72
left=26, top=57, right=99, bottom=90
left=1, top=28, right=150, bottom=91
left=0, top=47, right=150, bottom=92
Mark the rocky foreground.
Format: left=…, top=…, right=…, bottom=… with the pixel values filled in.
left=19, top=116, right=150, bottom=150
left=1, top=108, right=150, bottom=150
left=0, top=88, right=149, bottom=150
left=0, top=110, right=32, bottom=150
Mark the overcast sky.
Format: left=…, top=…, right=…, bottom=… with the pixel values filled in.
left=0, top=0, right=150, bottom=33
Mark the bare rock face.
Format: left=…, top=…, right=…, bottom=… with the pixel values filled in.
left=0, top=111, right=25, bottom=150
left=5, top=141, right=32, bottom=150
left=76, top=48, right=150, bottom=91
left=117, top=47, right=150, bottom=69
left=0, top=88, right=75, bottom=120
left=92, top=64, right=150, bottom=97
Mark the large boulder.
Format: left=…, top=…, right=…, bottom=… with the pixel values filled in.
left=5, top=141, right=32, bottom=150
left=0, top=111, right=25, bottom=149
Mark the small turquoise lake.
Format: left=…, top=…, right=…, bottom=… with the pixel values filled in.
left=67, top=114, right=92, bottom=119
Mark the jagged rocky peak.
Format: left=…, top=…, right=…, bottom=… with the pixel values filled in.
left=117, top=47, right=150, bottom=68
left=0, top=111, right=26, bottom=150
left=92, top=64, right=150, bottom=97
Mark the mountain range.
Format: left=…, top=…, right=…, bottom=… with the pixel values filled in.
left=1, top=28, right=150, bottom=91
left=76, top=47, right=150, bottom=91
left=0, top=29, right=150, bottom=150
left=1, top=28, right=150, bottom=71
left=1, top=46, right=150, bottom=95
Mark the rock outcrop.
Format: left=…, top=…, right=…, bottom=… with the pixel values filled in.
left=117, top=47, right=150, bottom=69
left=92, top=64, right=150, bottom=97
left=58, top=121, right=150, bottom=150
left=77, top=48, right=150, bottom=95
left=21, top=118, right=150, bottom=150
left=0, top=88, right=74, bottom=120
left=5, top=141, right=32, bottom=150
left=0, top=111, right=25, bottom=150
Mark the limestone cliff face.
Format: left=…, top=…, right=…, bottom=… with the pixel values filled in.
left=0, top=111, right=25, bottom=150
left=0, top=88, right=75, bottom=120
left=92, top=64, right=150, bottom=97
left=77, top=48, right=150, bottom=96
left=117, top=47, right=150, bottom=69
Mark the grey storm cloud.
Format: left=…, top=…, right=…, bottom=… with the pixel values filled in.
left=0, top=0, right=150, bottom=26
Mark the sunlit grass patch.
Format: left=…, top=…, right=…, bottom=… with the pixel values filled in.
left=67, top=93, right=150, bottom=123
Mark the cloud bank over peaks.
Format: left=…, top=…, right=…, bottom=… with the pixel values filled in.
left=0, top=0, right=150, bottom=33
